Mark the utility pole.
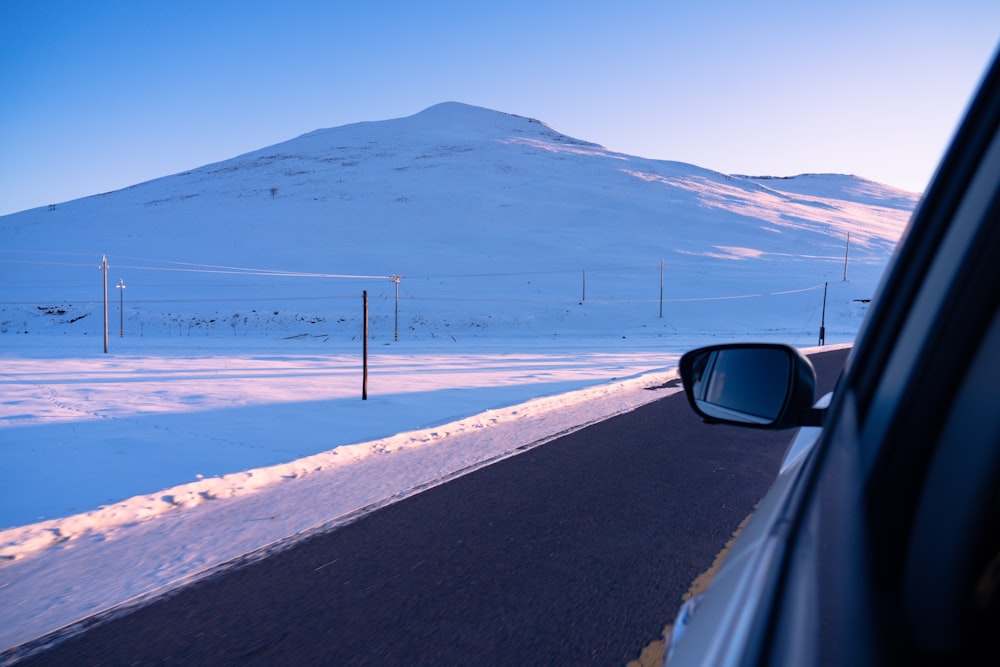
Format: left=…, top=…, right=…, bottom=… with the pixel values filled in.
left=659, top=260, right=665, bottom=319
left=390, top=275, right=401, bottom=341
left=819, top=282, right=828, bottom=346
left=101, top=255, right=109, bottom=353
left=843, top=232, right=851, bottom=281
left=116, top=278, right=126, bottom=337
left=362, top=290, right=368, bottom=400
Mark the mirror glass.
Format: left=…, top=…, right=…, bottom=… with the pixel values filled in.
left=687, top=347, right=792, bottom=424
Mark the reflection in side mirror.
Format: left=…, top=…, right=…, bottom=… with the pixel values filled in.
left=689, top=347, right=792, bottom=424
left=679, top=344, right=821, bottom=429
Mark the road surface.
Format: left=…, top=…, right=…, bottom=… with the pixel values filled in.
left=12, top=347, right=849, bottom=666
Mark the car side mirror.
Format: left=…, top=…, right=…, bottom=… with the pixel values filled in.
left=679, top=343, right=823, bottom=429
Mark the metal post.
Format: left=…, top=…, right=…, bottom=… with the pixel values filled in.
left=391, top=275, right=400, bottom=341
left=819, top=282, right=828, bottom=346
left=101, top=255, right=109, bottom=353
left=659, top=260, right=664, bottom=319
left=362, top=290, right=368, bottom=400
left=116, top=278, right=126, bottom=336
left=843, top=233, right=851, bottom=282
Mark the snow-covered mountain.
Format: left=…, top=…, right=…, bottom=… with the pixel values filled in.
left=0, top=102, right=917, bottom=344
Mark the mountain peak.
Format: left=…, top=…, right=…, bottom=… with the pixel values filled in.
left=412, top=101, right=507, bottom=119
left=391, top=102, right=599, bottom=148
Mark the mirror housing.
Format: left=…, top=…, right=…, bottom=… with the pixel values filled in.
left=679, top=343, right=822, bottom=429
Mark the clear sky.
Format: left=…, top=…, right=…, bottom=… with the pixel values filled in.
left=2, top=1, right=998, bottom=216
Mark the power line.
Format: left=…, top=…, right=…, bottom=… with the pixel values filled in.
left=0, top=258, right=95, bottom=269
left=113, top=264, right=392, bottom=279
left=0, top=282, right=829, bottom=307
left=110, top=254, right=396, bottom=279
left=404, top=262, right=671, bottom=280
left=1, top=255, right=394, bottom=280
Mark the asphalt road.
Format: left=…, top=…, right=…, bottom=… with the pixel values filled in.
left=14, top=347, right=849, bottom=666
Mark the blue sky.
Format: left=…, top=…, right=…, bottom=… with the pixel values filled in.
left=1, top=1, right=997, bottom=216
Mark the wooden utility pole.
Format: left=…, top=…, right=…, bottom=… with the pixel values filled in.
left=391, top=275, right=401, bottom=341
left=362, top=290, right=368, bottom=400
left=659, top=260, right=665, bottom=319
left=116, top=278, right=126, bottom=337
left=843, top=232, right=851, bottom=281
left=819, top=282, right=828, bottom=346
left=101, top=255, right=109, bottom=353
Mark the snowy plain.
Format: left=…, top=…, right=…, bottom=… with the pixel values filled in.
left=0, top=102, right=916, bottom=655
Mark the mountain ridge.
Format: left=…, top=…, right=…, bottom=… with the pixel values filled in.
left=0, top=102, right=919, bottom=342
left=1, top=102, right=918, bottom=217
